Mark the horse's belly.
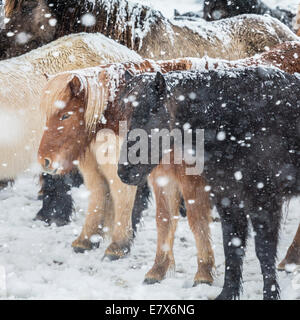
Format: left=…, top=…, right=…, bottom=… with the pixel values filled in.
left=0, top=108, right=44, bottom=179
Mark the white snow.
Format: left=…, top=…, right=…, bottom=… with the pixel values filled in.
left=81, top=13, right=96, bottom=27
left=0, top=0, right=299, bottom=301
left=0, top=173, right=298, bottom=300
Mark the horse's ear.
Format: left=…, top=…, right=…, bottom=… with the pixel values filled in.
left=155, top=72, right=166, bottom=96
left=124, top=70, right=134, bottom=82
left=69, top=76, right=83, bottom=97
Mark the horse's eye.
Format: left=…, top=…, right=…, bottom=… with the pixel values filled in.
left=61, top=114, right=71, bottom=121
left=151, top=106, right=159, bottom=114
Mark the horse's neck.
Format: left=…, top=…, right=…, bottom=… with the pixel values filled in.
left=53, top=0, right=166, bottom=53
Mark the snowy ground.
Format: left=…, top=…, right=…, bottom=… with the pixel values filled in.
left=0, top=173, right=299, bottom=300
left=0, top=0, right=300, bottom=301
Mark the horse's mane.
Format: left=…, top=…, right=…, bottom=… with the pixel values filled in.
left=4, top=0, right=23, bottom=17
left=42, top=71, right=110, bottom=135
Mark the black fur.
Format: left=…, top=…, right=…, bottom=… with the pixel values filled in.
left=35, top=169, right=83, bottom=226
left=131, top=182, right=150, bottom=236
left=203, top=0, right=295, bottom=29
left=35, top=173, right=74, bottom=226
left=117, top=67, right=300, bottom=299
left=63, top=169, right=84, bottom=188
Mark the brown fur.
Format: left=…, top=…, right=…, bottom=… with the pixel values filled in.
left=278, top=224, right=300, bottom=271
left=146, top=157, right=214, bottom=285
left=5, top=0, right=25, bottom=17
left=200, top=41, right=300, bottom=74
left=1, top=0, right=298, bottom=60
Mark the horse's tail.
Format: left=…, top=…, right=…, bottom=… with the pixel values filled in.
left=131, top=182, right=151, bottom=237
left=294, top=4, right=300, bottom=36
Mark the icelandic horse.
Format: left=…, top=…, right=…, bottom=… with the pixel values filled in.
left=38, top=40, right=300, bottom=284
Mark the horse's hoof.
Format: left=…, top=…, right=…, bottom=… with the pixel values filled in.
left=73, top=246, right=88, bottom=254
left=215, top=289, right=239, bottom=300
left=193, top=279, right=213, bottom=287
left=278, top=259, right=299, bottom=272
left=278, top=259, right=288, bottom=272
left=143, top=277, right=160, bottom=285
left=194, top=270, right=214, bottom=287
left=72, top=239, right=96, bottom=253
left=102, top=253, right=121, bottom=261
left=104, top=242, right=130, bottom=261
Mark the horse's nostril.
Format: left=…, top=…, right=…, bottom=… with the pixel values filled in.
left=44, top=158, right=51, bottom=168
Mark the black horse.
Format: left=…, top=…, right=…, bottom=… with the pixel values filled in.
left=203, top=0, right=295, bottom=29
left=117, top=68, right=300, bottom=300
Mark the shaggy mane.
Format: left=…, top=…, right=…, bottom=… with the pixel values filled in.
left=5, top=0, right=25, bottom=17
left=41, top=71, right=110, bottom=135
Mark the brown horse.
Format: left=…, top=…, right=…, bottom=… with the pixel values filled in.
left=38, top=41, right=300, bottom=283
left=0, top=0, right=298, bottom=61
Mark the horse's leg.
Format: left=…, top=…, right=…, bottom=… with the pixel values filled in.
left=34, top=173, right=73, bottom=226
left=103, top=163, right=137, bottom=260
left=278, top=223, right=300, bottom=271
left=215, top=200, right=248, bottom=300
left=144, top=169, right=181, bottom=284
left=250, top=197, right=281, bottom=300
left=72, top=149, right=113, bottom=253
left=179, top=173, right=214, bottom=286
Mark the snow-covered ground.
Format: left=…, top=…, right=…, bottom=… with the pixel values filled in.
left=0, top=0, right=300, bottom=300
left=0, top=173, right=299, bottom=300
